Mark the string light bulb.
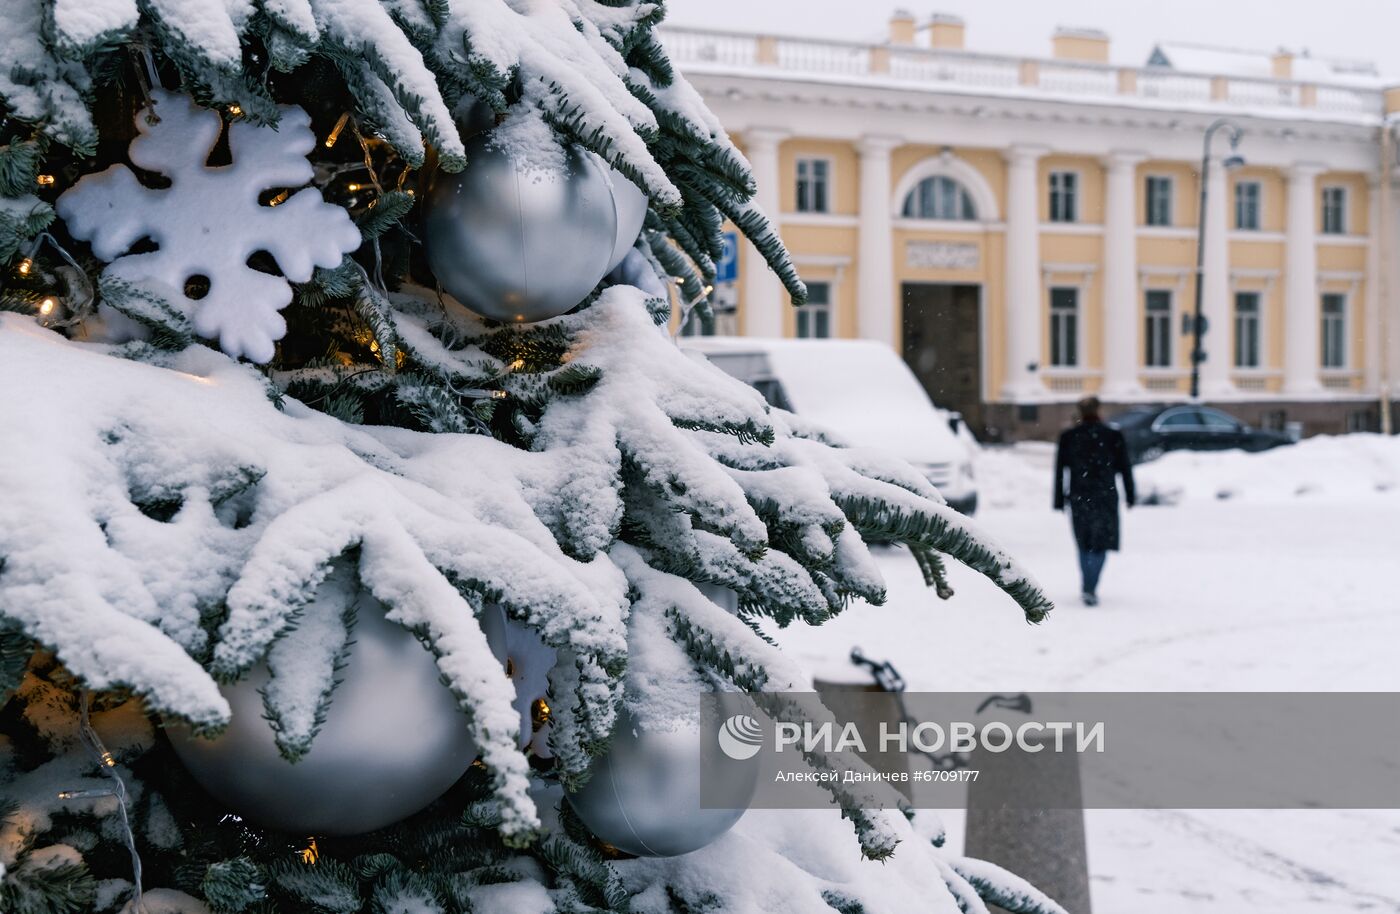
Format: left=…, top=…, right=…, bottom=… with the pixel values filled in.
left=17, top=258, right=33, bottom=276
left=36, top=174, right=55, bottom=186
left=508, top=358, right=525, bottom=371
left=267, top=190, right=290, bottom=207
left=531, top=698, right=551, bottom=729
left=325, top=112, right=350, bottom=148
left=300, top=838, right=320, bottom=865
left=227, top=104, right=243, bottom=117
left=38, top=296, right=57, bottom=316
left=346, top=182, right=362, bottom=192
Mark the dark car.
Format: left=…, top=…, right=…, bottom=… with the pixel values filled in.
left=1109, top=405, right=1293, bottom=463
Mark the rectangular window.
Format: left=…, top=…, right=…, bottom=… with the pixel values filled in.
left=1322, top=186, right=1347, bottom=235
left=1144, top=290, right=1172, bottom=367
left=1321, top=292, right=1346, bottom=368
left=1049, top=170, right=1078, bottom=223
left=1234, top=291, right=1261, bottom=368
left=1146, top=176, right=1173, bottom=226
left=1049, top=287, right=1079, bottom=367
left=796, top=281, right=831, bottom=339
left=1346, top=409, right=1375, bottom=433
left=795, top=158, right=829, bottom=214
left=1234, top=180, right=1261, bottom=230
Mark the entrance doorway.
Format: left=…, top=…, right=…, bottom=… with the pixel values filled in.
left=901, top=283, right=983, bottom=434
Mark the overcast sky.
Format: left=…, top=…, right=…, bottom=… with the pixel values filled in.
left=665, top=0, right=1399, bottom=80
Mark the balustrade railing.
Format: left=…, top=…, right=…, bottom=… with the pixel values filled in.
left=658, top=27, right=1383, bottom=119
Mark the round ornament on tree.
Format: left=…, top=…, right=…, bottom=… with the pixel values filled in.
left=169, top=598, right=507, bottom=836
left=425, top=130, right=618, bottom=323
left=565, top=706, right=760, bottom=857
left=598, top=159, right=649, bottom=273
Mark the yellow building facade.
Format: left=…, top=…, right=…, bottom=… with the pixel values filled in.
left=664, top=16, right=1400, bottom=439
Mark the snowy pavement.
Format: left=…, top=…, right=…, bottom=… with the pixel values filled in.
left=769, top=435, right=1400, bottom=914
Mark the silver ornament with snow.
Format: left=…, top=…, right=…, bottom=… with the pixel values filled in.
left=169, top=592, right=507, bottom=836
left=425, top=130, right=617, bottom=324
left=565, top=706, right=759, bottom=857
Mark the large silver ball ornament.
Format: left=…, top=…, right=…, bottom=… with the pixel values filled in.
left=425, top=133, right=617, bottom=323
left=600, top=161, right=649, bottom=273
left=169, top=601, right=507, bottom=835
left=565, top=707, right=759, bottom=857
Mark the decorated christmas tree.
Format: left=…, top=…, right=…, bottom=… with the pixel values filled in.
left=0, top=2, right=1061, bottom=912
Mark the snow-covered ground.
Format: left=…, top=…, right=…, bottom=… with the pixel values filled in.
left=771, top=434, right=1400, bottom=914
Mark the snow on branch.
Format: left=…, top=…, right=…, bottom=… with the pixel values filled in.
left=0, top=314, right=632, bottom=838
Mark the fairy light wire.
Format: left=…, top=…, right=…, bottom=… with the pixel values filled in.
left=62, top=692, right=146, bottom=913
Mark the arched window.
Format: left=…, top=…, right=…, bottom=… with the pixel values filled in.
left=901, top=176, right=977, bottom=220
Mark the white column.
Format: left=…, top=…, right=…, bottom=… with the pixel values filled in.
left=1001, top=144, right=1048, bottom=400
left=1364, top=178, right=1382, bottom=395
left=1198, top=156, right=1235, bottom=397
left=742, top=128, right=786, bottom=338
left=1388, top=177, right=1400, bottom=404
left=856, top=135, right=901, bottom=345
left=1100, top=151, right=1147, bottom=399
left=1283, top=162, right=1325, bottom=395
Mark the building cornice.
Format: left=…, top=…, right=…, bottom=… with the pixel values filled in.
left=781, top=212, right=860, bottom=228
left=691, top=74, right=1382, bottom=169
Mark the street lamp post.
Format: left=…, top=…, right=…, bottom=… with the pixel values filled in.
left=1190, top=119, right=1245, bottom=400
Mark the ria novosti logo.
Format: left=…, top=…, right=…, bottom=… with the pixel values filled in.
left=717, top=714, right=764, bottom=760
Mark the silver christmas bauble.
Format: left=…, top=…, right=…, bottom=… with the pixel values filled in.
left=600, top=161, right=648, bottom=273
left=425, top=133, right=617, bottom=323
left=169, top=601, right=507, bottom=835
left=565, top=707, right=759, bottom=857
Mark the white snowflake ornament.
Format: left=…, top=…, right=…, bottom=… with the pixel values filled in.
left=57, top=91, right=361, bottom=362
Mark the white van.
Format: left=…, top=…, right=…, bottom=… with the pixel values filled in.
left=680, top=337, right=978, bottom=514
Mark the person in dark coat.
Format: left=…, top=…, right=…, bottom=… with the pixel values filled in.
left=1053, top=396, right=1135, bottom=605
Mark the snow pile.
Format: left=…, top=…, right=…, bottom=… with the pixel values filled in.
left=973, top=435, right=1400, bottom=511
left=1135, top=434, right=1400, bottom=504
left=974, top=442, right=1059, bottom=510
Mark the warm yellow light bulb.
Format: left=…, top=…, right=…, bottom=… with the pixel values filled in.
left=325, top=112, right=350, bottom=148
left=509, top=358, right=525, bottom=370
left=346, top=183, right=362, bottom=192
left=227, top=104, right=242, bottom=117
left=36, top=174, right=55, bottom=186
left=38, top=297, right=57, bottom=316
left=18, top=259, right=32, bottom=275
left=300, top=838, right=319, bottom=865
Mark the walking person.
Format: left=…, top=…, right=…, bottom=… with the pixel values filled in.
left=1053, top=396, right=1135, bottom=605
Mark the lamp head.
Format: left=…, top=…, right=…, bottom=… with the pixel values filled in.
left=1223, top=154, right=1246, bottom=170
